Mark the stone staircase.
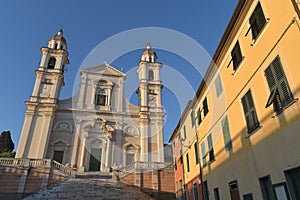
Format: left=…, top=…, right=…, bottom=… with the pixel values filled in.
left=23, top=176, right=154, bottom=200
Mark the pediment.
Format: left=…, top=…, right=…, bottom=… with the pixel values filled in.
left=81, top=63, right=126, bottom=77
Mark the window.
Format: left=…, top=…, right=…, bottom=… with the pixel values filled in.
left=243, top=193, right=253, bottom=200
left=148, top=69, right=154, bottom=81
left=273, top=183, right=290, bottom=200
left=186, top=153, right=190, bottom=172
left=201, top=142, right=207, bottom=167
left=95, top=89, right=107, bottom=106
left=183, top=126, right=187, bottom=141
left=203, top=97, right=209, bottom=117
left=185, top=184, right=189, bottom=200
left=194, top=142, right=199, bottom=165
left=259, top=176, right=276, bottom=200
left=197, top=108, right=202, bottom=125
left=265, top=56, right=293, bottom=113
left=242, top=90, right=260, bottom=134
left=126, top=153, right=135, bottom=166
left=214, top=188, right=220, bottom=200
left=174, top=162, right=177, bottom=171
left=285, top=167, right=300, bottom=200
left=191, top=111, right=195, bottom=127
left=231, top=41, right=243, bottom=71
left=179, top=156, right=183, bottom=164
left=249, top=2, right=267, bottom=40
left=53, top=150, right=64, bottom=163
left=179, top=180, right=184, bottom=200
left=207, top=134, right=215, bottom=162
left=222, top=116, right=233, bottom=151
left=203, top=181, right=209, bottom=200
left=215, top=75, right=223, bottom=98
left=229, top=181, right=240, bottom=200
left=193, top=183, right=199, bottom=200
left=47, top=57, right=56, bottom=69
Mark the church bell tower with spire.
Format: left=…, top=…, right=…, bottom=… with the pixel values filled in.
left=137, top=44, right=165, bottom=162
left=16, top=29, right=69, bottom=159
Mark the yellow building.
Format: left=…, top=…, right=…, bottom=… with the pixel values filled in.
left=170, top=0, right=300, bottom=199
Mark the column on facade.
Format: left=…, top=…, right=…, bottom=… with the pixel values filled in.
left=77, top=74, right=87, bottom=109
left=70, top=122, right=82, bottom=167
left=15, top=112, right=35, bottom=158
left=36, top=112, right=54, bottom=158
left=114, top=127, right=122, bottom=167
left=140, top=120, right=149, bottom=162
left=78, top=135, right=87, bottom=172
left=105, top=138, right=111, bottom=171
left=156, top=120, right=164, bottom=162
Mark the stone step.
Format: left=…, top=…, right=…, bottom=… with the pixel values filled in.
left=23, top=178, right=154, bottom=200
left=74, top=172, right=113, bottom=179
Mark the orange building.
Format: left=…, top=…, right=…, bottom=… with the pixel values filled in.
left=170, top=0, right=300, bottom=199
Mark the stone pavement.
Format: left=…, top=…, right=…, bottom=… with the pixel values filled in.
left=23, top=178, right=155, bottom=200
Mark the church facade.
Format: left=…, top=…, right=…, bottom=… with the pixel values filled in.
left=16, top=30, right=166, bottom=172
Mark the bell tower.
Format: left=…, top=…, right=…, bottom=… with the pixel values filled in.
left=137, top=44, right=165, bottom=162
left=16, top=29, right=69, bottom=159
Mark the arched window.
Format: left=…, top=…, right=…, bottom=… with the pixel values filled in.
left=126, top=145, right=135, bottom=166
left=47, top=57, right=56, bottom=69
left=148, top=70, right=154, bottom=81
left=95, top=88, right=107, bottom=106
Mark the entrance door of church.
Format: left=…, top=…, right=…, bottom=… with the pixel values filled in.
left=53, top=151, right=64, bottom=163
left=126, top=153, right=134, bottom=166
left=89, top=148, right=102, bottom=171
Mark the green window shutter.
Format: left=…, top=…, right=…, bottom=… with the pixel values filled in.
left=203, top=97, right=209, bottom=116
left=215, top=75, right=223, bottom=98
left=191, top=111, right=195, bottom=127
left=194, top=142, right=199, bottom=164
left=265, top=56, right=293, bottom=113
left=186, top=153, right=190, bottom=172
left=201, top=142, right=207, bottom=167
left=231, top=41, right=243, bottom=71
left=183, top=126, right=187, bottom=140
left=222, top=116, right=232, bottom=151
left=207, top=134, right=215, bottom=162
left=242, top=90, right=260, bottom=134
left=249, top=2, right=266, bottom=40
left=197, top=108, right=202, bottom=125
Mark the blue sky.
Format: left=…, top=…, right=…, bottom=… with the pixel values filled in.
left=0, top=1, right=238, bottom=150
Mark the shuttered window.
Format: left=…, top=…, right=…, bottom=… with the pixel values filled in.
left=183, top=126, right=187, bottom=141
left=231, top=41, right=243, bottom=71
left=194, top=142, right=199, bottom=165
left=186, top=153, right=190, bottom=172
left=197, top=108, right=202, bottom=125
left=203, top=97, right=209, bottom=116
left=201, top=142, right=207, bottom=167
left=222, top=116, right=233, bottom=151
left=215, top=75, right=223, bottom=98
left=249, top=2, right=267, bottom=40
left=191, top=111, right=195, bottom=127
left=242, top=90, right=260, bottom=134
left=265, top=56, right=293, bottom=113
left=207, top=134, right=215, bottom=162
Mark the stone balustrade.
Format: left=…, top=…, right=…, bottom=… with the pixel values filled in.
left=51, top=160, right=74, bottom=176
left=0, top=158, right=74, bottom=176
